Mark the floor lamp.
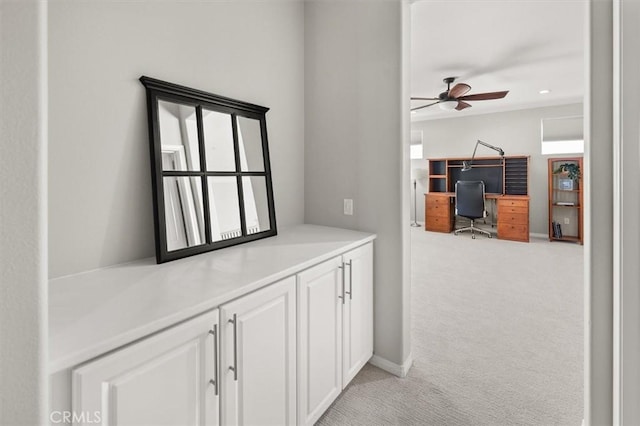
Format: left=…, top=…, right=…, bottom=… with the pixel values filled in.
left=411, top=168, right=427, bottom=227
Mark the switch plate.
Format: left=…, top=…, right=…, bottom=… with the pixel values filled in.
left=564, top=217, right=570, bottom=225
left=344, top=199, right=354, bottom=215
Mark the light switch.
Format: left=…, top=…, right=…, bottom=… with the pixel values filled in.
left=344, top=199, right=354, bottom=215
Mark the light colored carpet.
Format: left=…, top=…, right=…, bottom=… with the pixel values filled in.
left=316, top=226, right=583, bottom=426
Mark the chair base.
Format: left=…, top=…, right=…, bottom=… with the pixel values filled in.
left=454, top=219, right=492, bottom=239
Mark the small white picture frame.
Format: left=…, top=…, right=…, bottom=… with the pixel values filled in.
left=558, top=178, right=574, bottom=190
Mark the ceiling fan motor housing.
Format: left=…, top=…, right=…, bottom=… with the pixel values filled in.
left=410, top=76, right=508, bottom=112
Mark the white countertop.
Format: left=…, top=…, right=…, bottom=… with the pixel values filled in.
left=49, top=224, right=375, bottom=373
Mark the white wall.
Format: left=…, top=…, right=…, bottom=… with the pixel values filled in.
left=0, top=1, right=48, bottom=424
left=48, top=0, right=305, bottom=278
left=304, top=0, right=412, bottom=371
left=586, top=1, right=613, bottom=424
left=412, top=103, right=583, bottom=235
left=614, top=1, right=640, bottom=423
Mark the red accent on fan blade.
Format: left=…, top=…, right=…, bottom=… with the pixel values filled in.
left=411, top=101, right=439, bottom=111
left=458, top=91, right=509, bottom=101
left=456, top=101, right=472, bottom=111
left=411, top=97, right=439, bottom=100
left=448, top=83, right=471, bottom=98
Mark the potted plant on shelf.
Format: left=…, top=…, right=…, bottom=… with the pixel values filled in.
left=554, top=162, right=581, bottom=180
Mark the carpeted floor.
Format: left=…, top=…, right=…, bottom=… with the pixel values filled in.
left=316, top=226, right=583, bottom=426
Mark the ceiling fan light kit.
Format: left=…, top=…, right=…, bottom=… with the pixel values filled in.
left=411, top=77, right=509, bottom=113
left=438, top=100, right=458, bottom=110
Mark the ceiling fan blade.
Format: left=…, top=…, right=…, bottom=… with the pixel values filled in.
left=458, top=91, right=509, bottom=101
left=411, top=97, right=439, bottom=101
left=448, top=83, right=471, bottom=99
left=411, top=101, right=440, bottom=112
left=456, top=101, right=472, bottom=111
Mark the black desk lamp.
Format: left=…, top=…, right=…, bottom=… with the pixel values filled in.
left=462, top=140, right=505, bottom=171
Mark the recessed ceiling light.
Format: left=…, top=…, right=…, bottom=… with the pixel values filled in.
left=539, top=89, right=550, bottom=94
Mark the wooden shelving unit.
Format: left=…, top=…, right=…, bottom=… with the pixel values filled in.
left=548, top=157, right=583, bottom=244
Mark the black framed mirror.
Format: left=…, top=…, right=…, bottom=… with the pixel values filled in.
left=140, top=76, right=277, bottom=263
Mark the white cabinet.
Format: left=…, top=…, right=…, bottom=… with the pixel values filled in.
left=342, top=243, right=374, bottom=385
left=72, top=309, right=220, bottom=426
left=297, top=257, right=344, bottom=426
left=220, top=276, right=297, bottom=426
left=65, top=234, right=374, bottom=426
left=71, top=276, right=298, bottom=426
left=296, top=243, right=373, bottom=426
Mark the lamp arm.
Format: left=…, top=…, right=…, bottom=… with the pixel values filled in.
left=477, top=140, right=505, bottom=157
left=462, top=139, right=504, bottom=171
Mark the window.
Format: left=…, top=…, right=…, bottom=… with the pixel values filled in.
left=541, top=116, right=584, bottom=155
left=410, top=144, right=423, bottom=159
left=410, top=130, right=423, bottom=159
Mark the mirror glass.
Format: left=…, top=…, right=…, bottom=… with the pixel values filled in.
left=242, top=176, right=271, bottom=234
left=208, top=177, right=241, bottom=242
left=163, top=176, right=205, bottom=251
left=203, top=109, right=236, bottom=171
left=158, top=100, right=200, bottom=171
left=237, top=116, right=265, bottom=172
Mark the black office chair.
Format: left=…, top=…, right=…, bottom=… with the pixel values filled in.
left=454, top=180, right=492, bottom=239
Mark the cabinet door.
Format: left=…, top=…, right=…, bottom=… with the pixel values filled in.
left=342, top=243, right=374, bottom=385
left=72, top=309, right=220, bottom=426
left=297, top=257, right=344, bottom=426
left=221, top=276, right=296, bottom=426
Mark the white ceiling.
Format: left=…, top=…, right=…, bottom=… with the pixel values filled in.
left=411, top=0, right=585, bottom=121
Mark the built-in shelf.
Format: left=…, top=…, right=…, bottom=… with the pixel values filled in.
left=552, top=204, right=581, bottom=208
left=551, top=235, right=582, bottom=243
left=426, top=156, right=529, bottom=196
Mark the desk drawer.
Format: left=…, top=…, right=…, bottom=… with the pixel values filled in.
left=426, top=204, right=450, bottom=218
left=426, top=216, right=452, bottom=233
left=499, top=212, right=528, bottom=225
left=425, top=194, right=451, bottom=206
left=498, top=198, right=528, bottom=208
left=498, top=223, right=529, bottom=242
left=498, top=205, right=528, bottom=215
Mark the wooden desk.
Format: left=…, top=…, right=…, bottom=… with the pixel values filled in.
left=424, top=192, right=530, bottom=242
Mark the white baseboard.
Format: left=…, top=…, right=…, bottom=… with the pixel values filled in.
left=368, top=352, right=413, bottom=378
left=530, top=232, right=548, bottom=239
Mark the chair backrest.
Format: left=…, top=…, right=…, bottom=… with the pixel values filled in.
left=455, top=180, right=486, bottom=220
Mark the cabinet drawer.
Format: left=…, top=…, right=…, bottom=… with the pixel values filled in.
left=426, top=204, right=450, bottom=218
left=426, top=216, right=452, bottom=233
left=498, top=212, right=528, bottom=225
left=425, top=194, right=451, bottom=206
left=497, top=223, right=529, bottom=242
left=498, top=198, right=528, bottom=208
left=498, top=205, right=528, bottom=215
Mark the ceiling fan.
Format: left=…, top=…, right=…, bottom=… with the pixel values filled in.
left=411, top=77, right=509, bottom=112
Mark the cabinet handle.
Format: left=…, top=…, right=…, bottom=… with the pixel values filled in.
left=338, top=262, right=345, bottom=304
left=208, top=324, right=219, bottom=395
left=228, top=314, right=238, bottom=381
left=346, top=260, right=353, bottom=300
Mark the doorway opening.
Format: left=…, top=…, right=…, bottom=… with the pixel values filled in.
left=409, top=1, right=586, bottom=424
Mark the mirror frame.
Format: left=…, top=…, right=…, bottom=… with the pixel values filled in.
left=140, top=76, right=277, bottom=263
